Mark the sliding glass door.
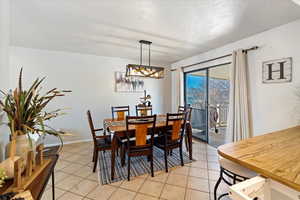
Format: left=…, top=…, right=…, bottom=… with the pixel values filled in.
left=184, top=64, right=230, bottom=147
left=208, top=65, right=230, bottom=147
left=185, top=70, right=208, bottom=142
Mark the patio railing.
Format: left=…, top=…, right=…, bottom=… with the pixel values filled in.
left=190, top=103, right=229, bottom=129
left=215, top=103, right=229, bottom=127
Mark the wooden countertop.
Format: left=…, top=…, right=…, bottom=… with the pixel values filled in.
left=218, top=126, right=300, bottom=192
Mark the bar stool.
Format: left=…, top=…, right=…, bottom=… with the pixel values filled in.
left=214, top=156, right=257, bottom=200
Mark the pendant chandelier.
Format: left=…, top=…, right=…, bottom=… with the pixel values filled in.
left=126, top=40, right=164, bottom=79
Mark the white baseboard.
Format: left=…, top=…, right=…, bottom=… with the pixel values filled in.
left=45, top=138, right=93, bottom=147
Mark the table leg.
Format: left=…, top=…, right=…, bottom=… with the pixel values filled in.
left=186, top=123, right=193, bottom=160
left=52, top=171, right=55, bottom=200
left=111, top=136, right=117, bottom=180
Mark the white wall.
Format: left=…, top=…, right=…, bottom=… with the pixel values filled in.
left=170, top=19, right=300, bottom=136
left=0, top=0, right=10, bottom=91
left=0, top=0, right=10, bottom=161
left=10, top=47, right=166, bottom=145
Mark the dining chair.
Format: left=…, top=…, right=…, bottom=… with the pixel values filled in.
left=178, top=105, right=193, bottom=151
left=111, top=105, right=130, bottom=120
left=135, top=105, right=153, bottom=116
left=87, top=110, right=112, bottom=172
left=178, top=105, right=186, bottom=113
left=121, top=115, right=157, bottom=181
left=154, top=112, right=187, bottom=172
left=178, top=105, right=192, bottom=122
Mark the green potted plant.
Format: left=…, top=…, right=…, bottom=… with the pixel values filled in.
left=0, top=68, right=71, bottom=167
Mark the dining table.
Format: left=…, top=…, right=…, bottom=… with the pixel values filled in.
left=103, top=114, right=193, bottom=180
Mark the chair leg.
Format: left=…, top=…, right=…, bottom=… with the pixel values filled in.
left=164, top=148, right=168, bottom=173
left=179, top=146, right=184, bottom=166
left=185, top=134, right=189, bottom=152
left=121, top=145, right=125, bottom=166
left=93, top=151, right=99, bottom=173
left=127, top=156, right=131, bottom=181
left=150, top=154, right=154, bottom=177
left=92, top=148, right=96, bottom=162
left=214, top=170, right=223, bottom=200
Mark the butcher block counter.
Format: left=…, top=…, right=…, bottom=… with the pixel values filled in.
left=218, top=126, right=300, bottom=193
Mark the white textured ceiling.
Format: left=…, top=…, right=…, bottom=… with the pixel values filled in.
left=11, top=0, right=300, bottom=65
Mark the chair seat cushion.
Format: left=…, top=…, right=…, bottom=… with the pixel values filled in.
left=219, top=157, right=257, bottom=178
left=96, top=137, right=112, bottom=148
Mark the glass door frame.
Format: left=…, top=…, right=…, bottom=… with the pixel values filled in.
left=183, top=62, right=231, bottom=144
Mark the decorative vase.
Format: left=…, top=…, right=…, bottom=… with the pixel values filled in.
left=15, top=135, right=33, bottom=166
left=14, top=134, right=42, bottom=166
left=2, top=133, right=42, bottom=180
left=6, top=133, right=43, bottom=160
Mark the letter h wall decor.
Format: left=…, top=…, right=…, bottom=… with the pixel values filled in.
left=262, top=57, right=292, bottom=83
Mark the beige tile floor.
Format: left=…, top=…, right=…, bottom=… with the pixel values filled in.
left=42, top=140, right=230, bottom=200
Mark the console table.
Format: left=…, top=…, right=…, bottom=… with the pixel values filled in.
left=0, top=146, right=59, bottom=200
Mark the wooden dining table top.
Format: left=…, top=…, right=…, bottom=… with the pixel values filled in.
left=103, top=114, right=175, bottom=133
left=218, top=126, right=300, bottom=192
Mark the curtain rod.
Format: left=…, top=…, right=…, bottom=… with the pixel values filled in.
left=170, top=46, right=259, bottom=71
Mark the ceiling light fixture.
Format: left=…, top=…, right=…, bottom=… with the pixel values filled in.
left=126, top=40, right=164, bottom=79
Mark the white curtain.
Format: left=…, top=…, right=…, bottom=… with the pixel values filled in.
left=177, top=67, right=184, bottom=108
left=175, top=67, right=184, bottom=110
left=227, top=49, right=252, bottom=142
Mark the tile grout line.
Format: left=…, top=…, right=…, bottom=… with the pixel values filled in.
left=81, top=176, right=99, bottom=200
left=132, top=175, right=148, bottom=199
left=158, top=168, right=170, bottom=199
left=184, top=165, right=191, bottom=200
left=206, top=144, right=214, bottom=199
left=53, top=143, right=93, bottom=199
left=107, top=172, right=123, bottom=200
left=54, top=156, right=99, bottom=199
left=55, top=175, right=86, bottom=199
left=158, top=181, right=167, bottom=199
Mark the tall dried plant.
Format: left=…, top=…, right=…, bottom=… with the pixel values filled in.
left=0, top=68, right=71, bottom=141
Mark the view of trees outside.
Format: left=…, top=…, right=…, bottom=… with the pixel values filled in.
left=185, top=75, right=206, bottom=109
left=186, top=74, right=229, bottom=108
left=209, top=78, right=230, bottom=106
left=185, top=71, right=230, bottom=146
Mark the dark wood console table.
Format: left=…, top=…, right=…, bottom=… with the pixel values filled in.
left=0, top=146, right=59, bottom=200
